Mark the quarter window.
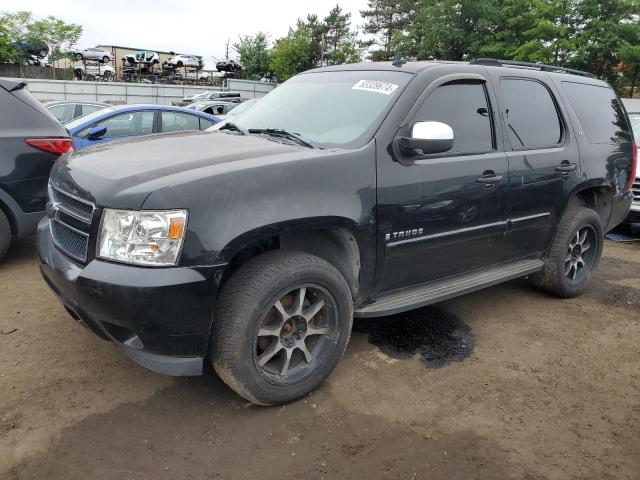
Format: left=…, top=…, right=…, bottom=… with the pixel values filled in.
left=48, top=104, right=76, bottom=123
left=414, top=82, right=494, bottom=154
left=500, top=78, right=562, bottom=148
left=562, top=82, right=631, bottom=144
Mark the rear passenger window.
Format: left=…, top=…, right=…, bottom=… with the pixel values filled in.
left=161, top=112, right=200, bottom=132
left=500, top=78, right=562, bottom=148
left=562, top=82, right=631, bottom=144
left=414, top=82, right=493, bottom=154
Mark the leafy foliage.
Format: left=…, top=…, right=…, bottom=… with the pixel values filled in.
left=232, top=32, right=270, bottom=79
left=0, top=10, right=82, bottom=66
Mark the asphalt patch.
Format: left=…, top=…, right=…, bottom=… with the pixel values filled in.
left=354, top=306, right=475, bottom=368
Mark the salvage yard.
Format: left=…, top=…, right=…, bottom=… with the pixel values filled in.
left=1, top=238, right=639, bottom=480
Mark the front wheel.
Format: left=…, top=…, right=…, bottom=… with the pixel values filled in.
left=101, top=56, right=110, bottom=63
left=0, top=209, right=11, bottom=261
left=211, top=250, right=353, bottom=405
left=530, top=206, right=604, bottom=298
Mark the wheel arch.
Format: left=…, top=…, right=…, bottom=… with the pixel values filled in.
left=566, top=181, right=614, bottom=226
left=217, top=216, right=366, bottom=300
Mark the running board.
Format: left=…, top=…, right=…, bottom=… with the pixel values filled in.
left=355, top=259, right=544, bottom=318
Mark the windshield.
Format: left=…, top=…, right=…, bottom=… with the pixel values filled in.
left=630, top=114, right=639, bottom=141
left=65, top=107, right=116, bottom=130
left=228, top=98, right=258, bottom=115
left=209, top=70, right=412, bottom=147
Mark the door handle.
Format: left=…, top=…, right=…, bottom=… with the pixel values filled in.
left=556, top=162, right=577, bottom=174
left=476, top=171, right=504, bottom=187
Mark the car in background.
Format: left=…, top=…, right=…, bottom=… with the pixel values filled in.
left=122, top=51, right=160, bottom=66
left=166, top=55, right=203, bottom=70
left=64, top=105, right=220, bottom=150
left=10, top=39, right=49, bottom=58
left=182, top=90, right=243, bottom=102
left=216, top=59, right=242, bottom=75
left=74, top=64, right=116, bottom=79
left=75, top=48, right=113, bottom=63
left=45, top=101, right=110, bottom=124
left=622, top=98, right=640, bottom=227
left=216, top=98, right=259, bottom=120
left=185, top=101, right=237, bottom=116
left=0, top=79, right=72, bottom=262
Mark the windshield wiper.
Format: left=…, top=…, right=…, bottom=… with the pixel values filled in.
left=248, top=128, right=317, bottom=148
left=218, top=122, right=247, bottom=135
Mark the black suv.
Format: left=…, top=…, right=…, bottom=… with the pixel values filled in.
left=38, top=60, right=635, bottom=405
left=0, top=80, right=71, bottom=261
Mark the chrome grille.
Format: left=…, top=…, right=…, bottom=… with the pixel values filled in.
left=633, top=179, right=640, bottom=204
left=50, top=186, right=94, bottom=222
left=51, top=220, right=89, bottom=261
left=49, top=185, right=95, bottom=262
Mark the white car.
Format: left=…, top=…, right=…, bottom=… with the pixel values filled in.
left=123, top=51, right=160, bottom=66
left=75, top=64, right=116, bottom=78
left=75, top=48, right=113, bottom=63
left=166, top=55, right=203, bottom=70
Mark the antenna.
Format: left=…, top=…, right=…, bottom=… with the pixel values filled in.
left=392, top=52, right=406, bottom=67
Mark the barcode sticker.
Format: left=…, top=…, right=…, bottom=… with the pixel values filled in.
left=352, top=80, right=399, bottom=95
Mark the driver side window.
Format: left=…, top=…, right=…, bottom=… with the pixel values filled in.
left=414, top=82, right=494, bottom=154
left=79, top=111, right=155, bottom=139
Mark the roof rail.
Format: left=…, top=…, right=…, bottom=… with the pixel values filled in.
left=470, top=58, right=596, bottom=78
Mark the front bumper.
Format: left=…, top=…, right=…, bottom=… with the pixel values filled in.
left=37, top=218, right=221, bottom=376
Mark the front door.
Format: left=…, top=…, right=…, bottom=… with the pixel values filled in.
left=375, top=78, right=509, bottom=293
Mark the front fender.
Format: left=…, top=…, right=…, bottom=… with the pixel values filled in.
left=141, top=141, right=378, bottom=270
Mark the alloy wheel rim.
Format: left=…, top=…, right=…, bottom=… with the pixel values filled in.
left=254, top=285, right=336, bottom=384
left=565, top=226, right=597, bottom=282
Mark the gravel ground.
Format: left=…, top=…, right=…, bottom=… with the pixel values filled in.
left=1, top=238, right=639, bottom=480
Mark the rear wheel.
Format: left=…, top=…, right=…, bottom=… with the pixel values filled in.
left=101, top=56, right=110, bottom=63
left=75, top=53, right=83, bottom=61
left=0, top=209, right=12, bottom=262
left=211, top=250, right=353, bottom=405
left=530, top=206, right=603, bottom=298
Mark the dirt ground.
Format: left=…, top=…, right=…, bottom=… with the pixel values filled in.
left=1, top=237, right=639, bottom=480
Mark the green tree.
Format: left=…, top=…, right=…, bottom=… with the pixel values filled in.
left=323, top=5, right=352, bottom=64
left=567, top=0, right=638, bottom=88
left=233, top=32, right=270, bottom=79
left=25, top=16, right=82, bottom=66
left=270, top=24, right=314, bottom=81
left=0, top=22, right=20, bottom=63
left=360, top=0, right=417, bottom=61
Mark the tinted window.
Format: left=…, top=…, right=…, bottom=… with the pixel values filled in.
left=81, top=104, right=105, bottom=116
left=199, top=118, right=215, bottom=130
left=563, top=82, right=631, bottom=144
left=414, top=82, right=493, bottom=154
left=81, top=111, right=154, bottom=138
left=501, top=78, right=562, bottom=148
left=48, top=104, right=76, bottom=123
left=161, top=111, right=200, bottom=132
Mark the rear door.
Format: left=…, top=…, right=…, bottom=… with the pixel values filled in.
left=375, top=75, right=509, bottom=292
left=487, top=72, right=580, bottom=261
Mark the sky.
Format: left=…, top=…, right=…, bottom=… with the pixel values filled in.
left=1, top=0, right=368, bottom=68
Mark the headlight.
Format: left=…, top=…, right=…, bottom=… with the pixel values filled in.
left=97, top=209, right=188, bottom=266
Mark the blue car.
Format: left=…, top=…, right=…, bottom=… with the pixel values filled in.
left=65, top=104, right=220, bottom=150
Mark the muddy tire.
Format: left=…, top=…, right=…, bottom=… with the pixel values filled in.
left=0, top=209, right=11, bottom=262
left=211, top=250, right=353, bottom=406
left=530, top=206, right=604, bottom=298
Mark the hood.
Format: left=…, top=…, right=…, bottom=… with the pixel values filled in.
left=51, top=130, right=313, bottom=210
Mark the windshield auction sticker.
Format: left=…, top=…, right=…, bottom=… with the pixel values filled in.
left=352, top=80, right=399, bottom=95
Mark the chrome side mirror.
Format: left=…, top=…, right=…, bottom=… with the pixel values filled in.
left=398, top=121, right=455, bottom=156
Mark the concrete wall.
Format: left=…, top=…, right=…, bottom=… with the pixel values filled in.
left=1, top=77, right=276, bottom=105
